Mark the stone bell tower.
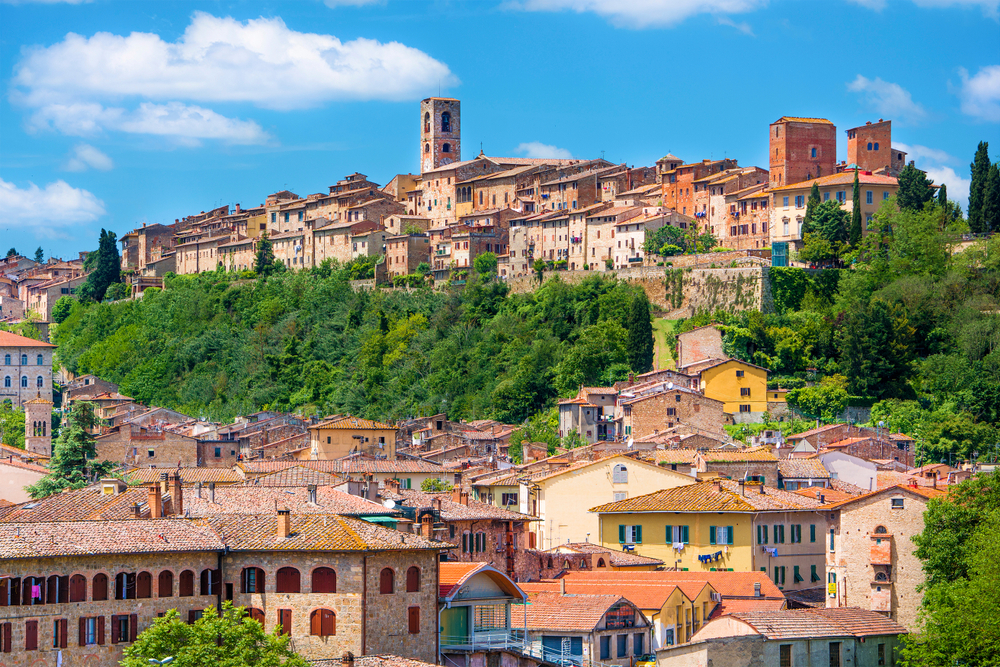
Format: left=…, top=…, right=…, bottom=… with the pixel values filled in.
left=24, top=394, right=53, bottom=457
left=420, top=97, right=461, bottom=174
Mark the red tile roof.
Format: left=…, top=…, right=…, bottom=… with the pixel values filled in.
left=561, top=570, right=784, bottom=601
left=0, top=331, right=55, bottom=347
left=438, top=562, right=483, bottom=598
left=184, top=486, right=396, bottom=517
left=520, top=592, right=638, bottom=632
left=727, top=607, right=906, bottom=639
left=0, top=487, right=154, bottom=523
left=0, top=519, right=224, bottom=559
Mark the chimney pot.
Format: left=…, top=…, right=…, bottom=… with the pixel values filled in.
left=759, top=482, right=766, bottom=494
left=711, top=479, right=722, bottom=493
left=277, top=508, right=291, bottom=538
left=308, top=484, right=318, bottom=504
left=754, top=582, right=762, bottom=597
left=341, top=652, right=355, bottom=667
left=451, top=487, right=463, bottom=504
left=559, top=578, right=566, bottom=596
left=148, top=484, right=162, bottom=519
left=131, top=503, right=142, bottom=519
left=420, top=513, right=433, bottom=539
left=168, top=473, right=183, bottom=516
left=208, top=482, right=216, bottom=504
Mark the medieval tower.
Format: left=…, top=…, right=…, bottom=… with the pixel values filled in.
left=420, top=97, right=461, bottom=174
left=24, top=394, right=53, bottom=457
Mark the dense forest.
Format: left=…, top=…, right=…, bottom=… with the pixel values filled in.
left=49, top=179, right=1000, bottom=465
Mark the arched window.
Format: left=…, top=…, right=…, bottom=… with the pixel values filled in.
left=242, top=567, right=265, bottom=594
left=875, top=572, right=888, bottom=582
left=442, top=143, right=451, bottom=154
left=874, top=142, right=879, bottom=150
left=441, top=112, right=451, bottom=133
left=247, top=608, right=265, bottom=624
left=136, top=571, right=152, bottom=598
left=20, top=354, right=27, bottom=365
left=424, top=112, right=430, bottom=133
left=200, top=569, right=220, bottom=595
left=424, top=143, right=430, bottom=154
left=21, top=376, right=27, bottom=388
left=597, top=558, right=606, bottom=568
left=158, top=571, right=173, bottom=597
left=867, top=142, right=873, bottom=150
left=46, top=575, right=68, bottom=603
left=312, top=568, right=336, bottom=594
left=379, top=568, right=394, bottom=594
left=3, top=377, right=9, bottom=388
left=579, top=558, right=588, bottom=569
left=479, top=191, right=484, bottom=205
left=92, top=573, right=108, bottom=601
left=310, top=608, right=336, bottom=636
left=179, top=570, right=195, bottom=597
left=612, top=464, right=628, bottom=484
left=3, top=354, right=9, bottom=365
left=36, top=355, right=43, bottom=365
left=275, top=567, right=300, bottom=594
left=546, top=557, right=554, bottom=569
left=874, top=525, right=888, bottom=534
left=115, top=572, right=136, bottom=600
left=69, top=574, right=87, bottom=602
left=406, top=567, right=420, bottom=593
left=22, top=576, right=44, bottom=605
left=36, top=376, right=43, bottom=388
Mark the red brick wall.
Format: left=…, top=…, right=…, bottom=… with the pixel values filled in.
left=770, top=120, right=837, bottom=188
left=847, top=120, right=892, bottom=173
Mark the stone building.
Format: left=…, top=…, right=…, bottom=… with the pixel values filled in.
left=420, top=97, right=461, bottom=174
left=675, top=325, right=724, bottom=369
left=695, top=449, right=779, bottom=487
left=768, top=117, right=837, bottom=188
left=846, top=119, right=907, bottom=176
left=620, top=386, right=728, bottom=439
left=306, top=416, right=397, bottom=460
left=721, top=184, right=771, bottom=250
left=661, top=159, right=739, bottom=217
left=24, top=395, right=53, bottom=458
left=119, top=223, right=176, bottom=272
left=0, top=331, right=54, bottom=410
left=823, top=483, right=946, bottom=630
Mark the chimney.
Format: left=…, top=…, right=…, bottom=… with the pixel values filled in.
left=196, top=481, right=203, bottom=498
left=559, top=578, right=566, bottom=596
left=932, top=474, right=937, bottom=489
left=739, top=480, right=745, bottom=496
left=168, top=474, right=182, bottom=516
left=759, top=482, right=766, bottom=494
left=148, top=484, right=162, bottom=519
left=754, top=582, right=762, bottom=597
left=341, top=652, right=355, bottom=667
left=452, top=487, right=463, bottom=504
left=460, top=491, right=469, bottom=506
left=420, top=514, right=433, bottom=539
left=131, top=503, right=142, bottom=519
left=431, top=498, right=442, bottom=512
left=711, top=479, right=722, bottom=493
left=308, top=484, right=318, bottom=504
left=277, top=509, right=291, bottom=538
left=208, top=482, right=216, bottom=504
left=159, top=472, right=169, bottom=496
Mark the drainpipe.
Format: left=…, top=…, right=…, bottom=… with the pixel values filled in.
left=435, top=558, right=440, bottom=660
left=361, top=555, right=367, bottom=655
left=216, top=548, right=226, bottom=614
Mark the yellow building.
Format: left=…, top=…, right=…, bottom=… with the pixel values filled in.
left=304, top=415, right=397, bottom=460
left=591, top=480, right=825, bottom=592
left=473, top=454, right=696, bottom=551
left=682, top=358, right=781, bottom=416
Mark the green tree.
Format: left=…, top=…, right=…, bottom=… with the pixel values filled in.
left=105, top=282, right=129, bottom=301
left=838, top=298, right=915, bottom=399
left=473, top=251, right=498, bottom=276
left=50, top=295, right=75, bottom=324
left=416, top=262, right=431, bottom=277
left=5, top=248, right=16, bottom=257
left=79, top=229, right=121, bottom=302
left=802, top=181, right=822, bottom=236
left=815, top=199, right=850, bottom=244
left=532, top=258, right=546, bottom=284
left=626, top=294, right=654, bottom=373
left=968, top=141, right=990, bottom=233
left=254, top=233, right=275, bottom=276
left=0, top=403, right=26, bottom=449
left=508, top=407, right=560, bottom=460
left=937, top=182, right=947, bottom=209
left=897, top=162, right=934, bottom=212
left=981, top=162, right=1000, bottom=234
left=121, top=603, right=307, bottom=667
left=33, top=246, right=44, bottom=264
left=787, top=376, right=849, bottom=420
left=421, top=478, right=453, bottom=492
left=849, top=170, right=863, bottom=247
left=26, top=402, right=115, bottom=498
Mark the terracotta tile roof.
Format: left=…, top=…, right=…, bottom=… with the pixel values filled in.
left=0, top=519, right=224, bottom=559
left=0, top=457, right=48, bottom=474
left=728, top=607, right=906, bottom=639
left=245, top=465, right=344, bottom=487
left=197, top=514, right=443, bottom=552
left=556, top=542, right=664, bottom=567
left=831, top=479, right=867, bottom=495
left=561, top=570, right=783, bottom=601
left=519, top=592, right=633, bottom=632
left=184, top=486, right=396, bottom=517
left=718, top=480, right=822, bottom=510
left=240, top=459, right=444, bottom=475
left=0, top=331, right=55, bottom=347
left=778, top=458, right=830, bottom=479
left=827, top=437, right=872, bottom=448
left=711, top=598, right=786, bottom=618
left=642, top=449, right=700, bottom=465
left=701, top=447, right=778, bottom=463
left=771, top=171, right=898, bottom=193
left=0, top=443, right=48, bottom=462
left=438, top=562, right=485, bottom=598
left=385, top=489, right=534, bottom=522
left=309, top=415, right=395, bottom=430
left=591, top=481, right=756, bottom=513
left=787, top=424, right=845, bottom=440
left=821, top=483, right=948, bottom=510
left=0, top=487, right=154, bottom=523
left=126, top=467, right=245, bottom=485
left=775, top=116, right=834, bottom=125
left=793, top=487, right=856, bottom=503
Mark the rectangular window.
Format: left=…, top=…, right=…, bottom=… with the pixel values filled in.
left=740, top=404, right=752, bottom=413
left=278, top=609, right=292, bottom=636
left=878, top=643, right=886, bottom=665
left=600, top=636, right=611, bottom=660
left=794, top=565, right=803, bottom=583
left=25, top=620, right=38, bottom=651
left=866, top=190, right=873, bottom=204
left=829, top=641, right=841, bottom=667
left=666, top=525, right=690, bottom=544
left=783, top=196, right=790, bottom=208
left=891, top=498, right=904, bottom=509
left=795, top=195, right=804, bottom=208
left=824, top=191, right=830, bottom=201
left=883, top=191, right=890, bottom=200
left=811, top=524, right=816, bottom=543
left=811, top=147, right=817, bottom=158
left=501, top=493, right=518, bottom=506
left=634, top=633, right=644, bottom=655
left=736, top=370, right=745, bottom=377
left=408, top=606, right=420, bottom=634
left=780, top=644, right=792, bottom=667
left=52, top=619, right=67, bottom=648
left=741, top=387, right=751, bottom=397
left=617, top=634, right=627, bottom=658
left=830, top=529, right=836, bottom=552
left=757, top=525, right=769, bottom=544
left=812, top=565, right=820, bottom=583
left=614, top=492, right=627, bottom=502
left=618, top=525, right=642, bottom=544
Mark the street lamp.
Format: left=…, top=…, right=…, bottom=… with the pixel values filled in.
left=149, top=658, right=174, bottom=666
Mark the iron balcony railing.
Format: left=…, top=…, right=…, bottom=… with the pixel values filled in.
left=440, top=630, right=526, bottom=651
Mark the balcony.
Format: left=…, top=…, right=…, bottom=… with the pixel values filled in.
left=441, top=630, right=526, bottom=652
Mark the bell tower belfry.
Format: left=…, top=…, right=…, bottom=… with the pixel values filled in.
left=25, top=395, right=53, bottom=458
left=420, top=98, right=461, bottom=174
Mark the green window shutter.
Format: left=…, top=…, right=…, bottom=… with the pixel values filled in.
left=760, top=567, right=766, bottom=572
left=774, top=566, right=779, bottom=583
left=779, top=525, right=785, bottom=544
left=635, top=525, right=642, bottom=544
left=682, top=525, right=689, bottom=543
left=811, top=565, right=819, bottom=582
left=709, top=526, right=717, bottom=545
left=727, top=526, right=734, bottom=545
left=710, top=568, right=716, bottom=572
left=810, top=524, right=816, bottom=543
left=665, top=525, right=673, bottom=543
left=619, top=525, right=625, bottom=544
left=773, top=525, right=778, bottom=543
left=763, top=525, right=768, bottom=544
left=757, top=525, right=761, bottom=544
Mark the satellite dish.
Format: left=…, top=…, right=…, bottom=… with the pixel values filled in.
left=382, top=499, right=396, bottom=510
left=667, top=382, right=674, bottom=390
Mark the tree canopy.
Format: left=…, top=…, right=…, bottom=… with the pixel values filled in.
left=78, top=229, right=121, bottom=303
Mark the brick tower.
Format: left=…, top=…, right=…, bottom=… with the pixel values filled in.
left=769, top=116, right=837, bottom=188
left=846, top=119, right=907, bottom=176
left=420, top=98, right=461, bottom=174
left=24, top=394, right=53, bottom=457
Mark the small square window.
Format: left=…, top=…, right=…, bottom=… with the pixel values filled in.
left=891, top=498, right=904, bottom=509
left=147, top=449, right=155, bottom=458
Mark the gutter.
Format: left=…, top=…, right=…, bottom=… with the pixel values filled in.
left=361, top=555, right=367, bottom=655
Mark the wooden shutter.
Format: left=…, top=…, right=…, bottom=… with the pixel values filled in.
left=406, top=567, right=419, bottom=593
left=110, top=615, right=120, bottom=643
left=312, top=568, right=335, bottom=594
left=93, top=574, right=108, bottom=601
left=2, top=622, right=11, bottom=653
left=379, top=568, right=393, bottom=594
left=310, top=611, right=322, bottom=636
left=179, top=571, right=194, bottom=597
left=129, top=614, right=137, bottom=643
left=727, top=526, right=734, bottom=545
left=137, top=572, right=151, bottom=599
left=528, top=532, right=536, bottom=549
left=665, top=525, right=673, bottom=543
left=682, top=525, right=690, bottom=543
left=79, top=618, right=87, bottom=646
left=59, top=618, right=68, bottom=648
left=159, top=571, right=173, bottom=597
left=322, top=610, right=335, bottom=636
left=97, top=616, right=105, bottom=645
left=709, top=526, right=717, bottom=545
left=25, top=620, right=37, bottom=651
left=618, top=525, right=625, bottom=544
left=187, top=610, right=198, bottom=624
left=279, top=609, right=291, bottom=636
left=407, top=606, right=419, bottom=634
left=635, top=525, right=642, bottom=544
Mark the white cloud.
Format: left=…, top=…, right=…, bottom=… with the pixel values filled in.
left=957, top=65, right=1000, bottom=122
left=893, top=142, right=956, bottom=165
left=64, top=143, right=113, bottom=172
left=892, top=144, right=970, bottom=210
left=0, top=179, right=105, bottom=234
left=847, top=75, right=927, bottom=124
left=509, top=0, right=766, bottom=29
left=924, top=165, right=971, bottom=210
left=515, top=142, right=573, bottom=159
left=11, top=12, right=456, bottom=142
left=716, top=16, right=755, bottom=34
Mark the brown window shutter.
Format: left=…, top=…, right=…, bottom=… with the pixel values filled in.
left=279, top=609, right=291, bottom=636
left=25, top=620, right=38, bottom=651
left=529, top=532, right=536, bottom=549
left=97, top=616, right=105, bottom=645
left=323, top=610, right=335, bottom=636
left=60, top=618, right=68, bottom=648
left=408, top=606, right=419, bottom=634
left=310, top=611, right=321, bottom=636
left=129, top=614, right=137, bottom=643
left=110, top=615, right=119, bottom=644
left=79, top=617, right=86, bottom=646
left=188, top=610, right=197, bottom=624
left=2, top=622, right=11, bottom=653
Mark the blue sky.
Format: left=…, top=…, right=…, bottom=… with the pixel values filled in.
left=1, top=0, right=998, bottom=259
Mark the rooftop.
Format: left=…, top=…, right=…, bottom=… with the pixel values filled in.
left=518, top=591, right=633, bottom=632
left=0, top=519, right=224, bottom=559
left=310, top=415, right=395, bottom=431
left=0, top=331, right=56, bottom=348
left=770, top=171, right=898, bottom=193
left=184, top=485, right=395, bottom=518
left=778, top=458, right=831, bottom=479
left=725, top=607, right=906, bottom=639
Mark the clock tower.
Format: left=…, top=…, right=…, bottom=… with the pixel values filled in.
left=420, top=98, right=460, bottom=174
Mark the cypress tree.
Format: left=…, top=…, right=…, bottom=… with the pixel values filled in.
left=938, top=183, right=948, bottom=207
left=802, top=182, right=822, bottom=235
left=982, top=163, right=1000, bottom=235
left=897, top=163, right=934, bottom=212
left=79, top=229, right=121, bottom=302
left=850, top=169, right=863, bottom=246
left=968, top=141, right=990, bottom=233
left=254, top=232, right=275, bottom=276
left=34, top=247, right=44, bottom=264
left=26, top=402, right=113, bottom=498
left=626, top=294, right=654, bottom=373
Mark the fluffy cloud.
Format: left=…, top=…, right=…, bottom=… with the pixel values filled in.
left=957, top=65, right=1000, bottom=122
left=509, top=0, right=766, bottom=29
left=924, top=165, right=971, bottom=209
left=0, top=179, right=105, bottom=234
left=64, top=143, right=113, bottom=172
left=894, top=143, right=971, bottom=210
left=847, top=75, right=927, bottom=124
left=12, top=12, right=456, bottom=142
left=893, top=142, right=955, bottom=165
left=515, top=142, right=573, bottom=159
